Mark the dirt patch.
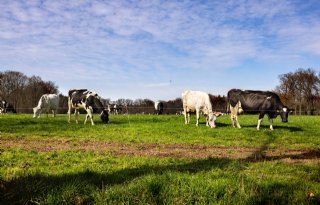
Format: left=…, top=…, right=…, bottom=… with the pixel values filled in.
left=1, top=138, right=319, bottom=164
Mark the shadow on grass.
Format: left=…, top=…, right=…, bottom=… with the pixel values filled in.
left=244, top=130, right=320, bottom=162
left=1, top=157, right=232, bottom=204
left=1, top=132, right=319, bottom=204
left=2, top=151, right=319, bottom=204
left=214, top=122, right=230, bottom=127
left=238, top=124, right=303, bottom=132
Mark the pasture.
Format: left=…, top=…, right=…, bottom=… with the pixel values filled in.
left=0, top=114, right=320, bottom=204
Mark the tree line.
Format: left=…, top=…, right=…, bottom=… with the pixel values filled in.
left=276, top=68, right=320, bottom=115
left=0, top=71, right=58, bottom=113
left=1, top=69, right=319, bottom=115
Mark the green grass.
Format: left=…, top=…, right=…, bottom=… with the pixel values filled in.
left=1, top=114, right=320, bottom=148
left=1, top=114, right=320, bottom=204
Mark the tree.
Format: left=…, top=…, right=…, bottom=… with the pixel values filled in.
left=0, top=71, right=27, bottom=111
left=0, top=70, right=59, bottom=113
left=276, top=68, right=320, bottom=115
left=295, top=69, right=320, bottom=114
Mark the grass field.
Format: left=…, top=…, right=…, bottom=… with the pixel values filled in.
left=1, top=113, right=320, bottom=204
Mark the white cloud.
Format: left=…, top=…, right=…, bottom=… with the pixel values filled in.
left=1, top=0, right=320, bottom=100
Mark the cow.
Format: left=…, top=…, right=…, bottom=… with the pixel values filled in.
left=68, top=89, right=109, bottom=125
left=182, top=90, right=223, bottom=128
left=33, top=94, right=59, bottom=118
left=227, top=89, right=290, bottom=130
left=0, top=100, right=8, bottom=114
left=110, top=104, right=122, bottom=115
left=154, top=101, right=164, bottom=115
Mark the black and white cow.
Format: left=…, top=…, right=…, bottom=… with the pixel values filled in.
left=227, top=89, right=290, bottom=130
left=110, top=104, right=123, bottom=115
left=68, top=89, right=109, bottom=125
left=154, top=101, right=164, bottom=115
left=0, top=100, right=8, bottom=114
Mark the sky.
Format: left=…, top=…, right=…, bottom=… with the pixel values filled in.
left=1, top=0, right=320, bottom=101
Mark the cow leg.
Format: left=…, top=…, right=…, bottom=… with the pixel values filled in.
left=196, top=110, right=200, bottom=126
left=230, top=110, right=235, bottom=127
left=257, top=113, right=265, bottom=130
left=183, top=110, right=186, bottom=124
left=84, top=114, right=89, bottom=124
left=206, top=116, right=209, bottom=126
left=230, top=105, right=241, bottom=128
left=231, top=113, right=236, bottom=127
left=90, top=113, right=94, bottom=125
left=269, top=118, right=274, bottom=130
left=74, top=109, right=79, bottom=124
left=235, top=115, right=241, bottom=128
left=68, top=110, right=71, bottom=123
left=67, top=97, right=72, bottom=123
left=85, top=108, right=94, bottom=125
left=183, top=109, right=188, bottom=124
left=257, top=119, right=262, bottom=130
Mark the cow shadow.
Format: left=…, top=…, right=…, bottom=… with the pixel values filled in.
left=239, top=124, right=303, bottom=132
left=214, top=122, right=230, bottom=127
left=276, top=125, right=303, bottom=132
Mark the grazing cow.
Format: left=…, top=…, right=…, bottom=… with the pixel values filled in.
left=154, top=101, right=164, bottom=115
left=110, top=104, right=122, bottom=115
left=33, top=94, right=59, bottom=118
left=0, top=100, right=8, bottom=114
left=227, top=89, right=290, bottom=130
left=182, top=90, right=223, bottom=128
left=68, top=89, right=109, bottom=125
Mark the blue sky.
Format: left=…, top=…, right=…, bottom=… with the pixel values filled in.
left=1, top=0, right=319, bottom=101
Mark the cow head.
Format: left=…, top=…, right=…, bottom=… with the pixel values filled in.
left=279, top=107, right=289, bottom=123
left=207, top=113, right=216, bottom=128
left=207, top=112, right=225, bottom=128
left=100, top=109, right=109, bottom=123
left=33, top=107, right=41, bottom=118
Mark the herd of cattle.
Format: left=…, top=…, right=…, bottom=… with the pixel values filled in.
left=0, top=88, right=290, bottom=130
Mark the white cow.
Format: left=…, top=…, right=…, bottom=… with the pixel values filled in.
left=33, top=94, right=59, bottom=118
left=182, top=90, right=222, bottom=128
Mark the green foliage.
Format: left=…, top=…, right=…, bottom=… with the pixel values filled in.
left=1, top=114, right=320, bottom=204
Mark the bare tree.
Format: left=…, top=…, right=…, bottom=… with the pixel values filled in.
left=295, top=69, right=320, bottom=114
left=0, top=71, right=27, bottom=111
left=0, top=71, right=59, bottom=113
left=276, top=68, right=320, bottom=115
